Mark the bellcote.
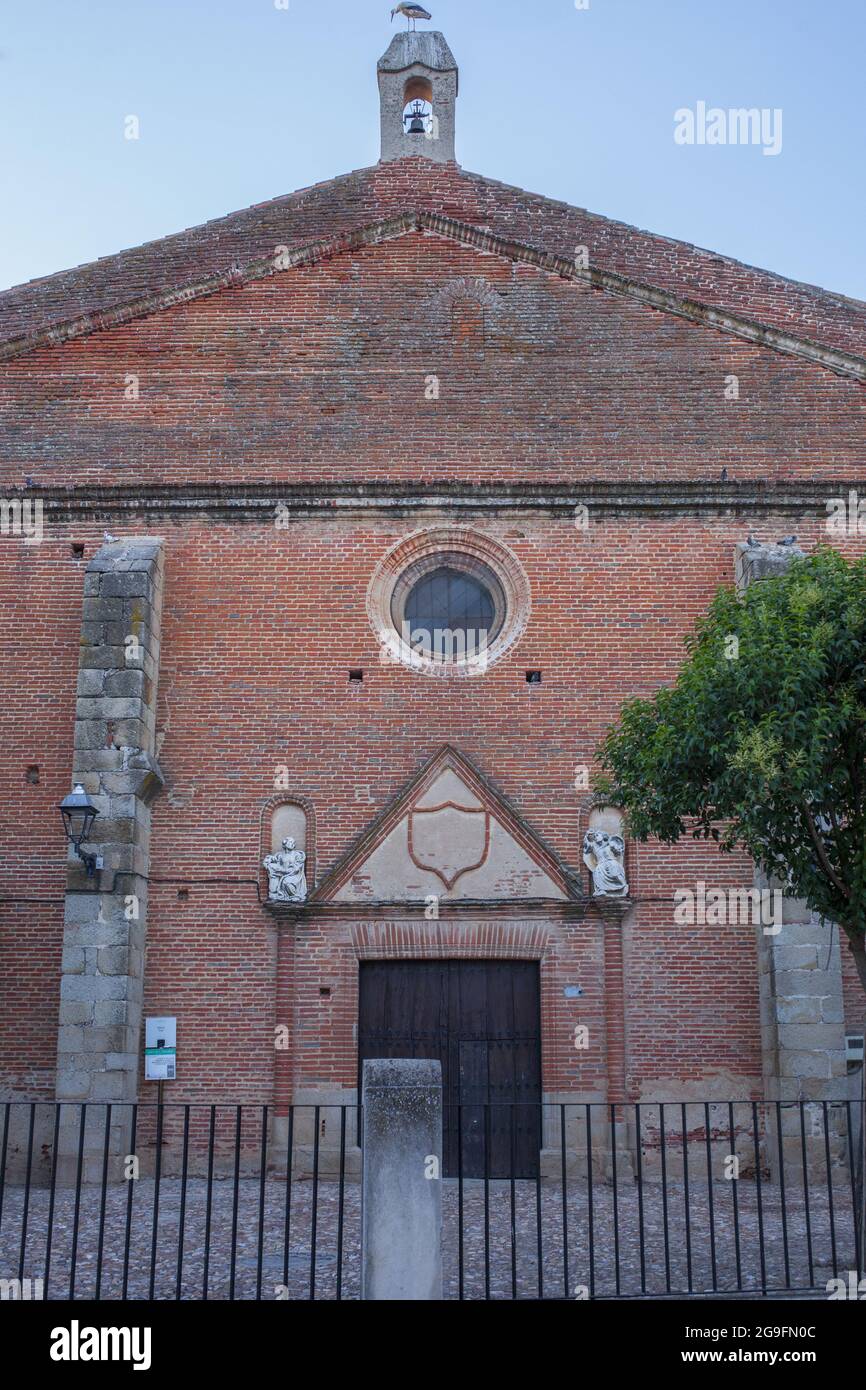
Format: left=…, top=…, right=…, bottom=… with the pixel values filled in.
left=377, top=31, right=458, bottom=164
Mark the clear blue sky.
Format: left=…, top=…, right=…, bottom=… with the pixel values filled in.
left=1, top=0, right=864, bottom=301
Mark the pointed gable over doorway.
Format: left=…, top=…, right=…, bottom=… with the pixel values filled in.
left=312, top=746, right=578, bottom=904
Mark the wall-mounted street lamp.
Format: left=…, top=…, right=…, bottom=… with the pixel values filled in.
left=58, top=784, right=101, bottom=878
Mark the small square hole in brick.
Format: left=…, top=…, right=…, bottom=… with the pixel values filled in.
left=349, top=670, right=364, bottom=683
left=71, top=543, right=85, bottom=559
left=319, top=987, right=331, bottom=998
left=526, top=671, right=542, bottom=685
left=25, top=765, right=40, bottom=784
left=177, top=887, right=190, bottom=900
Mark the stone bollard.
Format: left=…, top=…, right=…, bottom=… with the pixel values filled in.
left=361, top=1058, right=442, bottom=1301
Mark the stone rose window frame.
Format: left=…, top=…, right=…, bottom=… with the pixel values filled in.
left=367, top=527, right=532, bottom=678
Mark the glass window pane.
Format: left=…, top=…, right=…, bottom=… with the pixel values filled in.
left=405, top=566, right=496, bottom=655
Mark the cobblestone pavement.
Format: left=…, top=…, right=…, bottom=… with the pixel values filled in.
left=0, top=1175, right=857, bottom=1300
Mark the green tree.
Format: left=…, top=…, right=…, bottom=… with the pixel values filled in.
left=596, top=547, right=866, bottom=992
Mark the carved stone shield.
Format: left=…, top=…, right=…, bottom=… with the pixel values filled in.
left=408, top=802, right=490, bottom=890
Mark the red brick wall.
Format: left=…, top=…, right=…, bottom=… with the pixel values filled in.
left=285, top=916, right=608, bottom=1103
left=1, top=236, right=863, bottom=492
left=0, top=904, right=64, bottom=1098
left=5, top=509, right=863, bottom=1103
left=842, top=950, right=865, bottom=1041
left=1, top=227, right=864, bottom=1107
left=0, top=537, right=83, bottom=1097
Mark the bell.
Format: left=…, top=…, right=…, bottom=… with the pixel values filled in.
left=405, top=101, right=428, bottom=136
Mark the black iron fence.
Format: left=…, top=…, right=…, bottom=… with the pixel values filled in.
left=0, top=1099, right=862, bottom=1300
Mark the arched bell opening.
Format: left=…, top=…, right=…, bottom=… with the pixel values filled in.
left=402, top=76, right=434, bottom=138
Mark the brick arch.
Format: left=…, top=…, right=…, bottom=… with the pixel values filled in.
left=426, top=276, right=506, bottom=343
left=351, top=920, right=551, bottom=960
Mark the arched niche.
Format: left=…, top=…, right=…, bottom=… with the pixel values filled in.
left=402, top=76, right=433, bottom=137
left=584, top=803, right=632, bottom=898
left=271, top=803, right=307, bottom=854
left=587, top=805, right=625, bottom=838
left=260, top=796, right=316, bottom=889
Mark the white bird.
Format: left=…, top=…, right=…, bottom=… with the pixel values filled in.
left=391, top=4, right=432, bottom=31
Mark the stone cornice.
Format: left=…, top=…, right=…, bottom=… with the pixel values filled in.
left=263, top=897, right=595, bottom=923
left=5, top=479, right=865, bottom=522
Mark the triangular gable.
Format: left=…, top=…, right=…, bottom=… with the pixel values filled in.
left=312, top=746, right=579, bottom=904
left=3, top=157, right=864, bottom=360
left=3, top=211, right=863, bottom=384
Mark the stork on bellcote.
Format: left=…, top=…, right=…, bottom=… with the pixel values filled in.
left=391, top=4, right=432, bottom=31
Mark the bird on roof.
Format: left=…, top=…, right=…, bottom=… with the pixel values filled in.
left=391, top=4, right=432, bottom=31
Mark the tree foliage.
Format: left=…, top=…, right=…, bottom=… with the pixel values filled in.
left=596, top=547, right=866, bottom=991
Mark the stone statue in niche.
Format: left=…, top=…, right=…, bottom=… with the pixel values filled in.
left=264, top=837, right=308, bottom=903
left=583, top=830, right=629, bottom=898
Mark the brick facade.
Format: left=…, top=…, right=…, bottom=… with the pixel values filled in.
left=1, top=34, right=864, bottom=1173
left=2, top=513, right=863, bottom=1113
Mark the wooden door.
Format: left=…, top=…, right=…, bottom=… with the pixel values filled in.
left=358, top=960, right=541, bottom=1178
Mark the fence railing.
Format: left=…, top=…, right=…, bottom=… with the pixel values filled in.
left=0, top=1099, right=862, bottom=1300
